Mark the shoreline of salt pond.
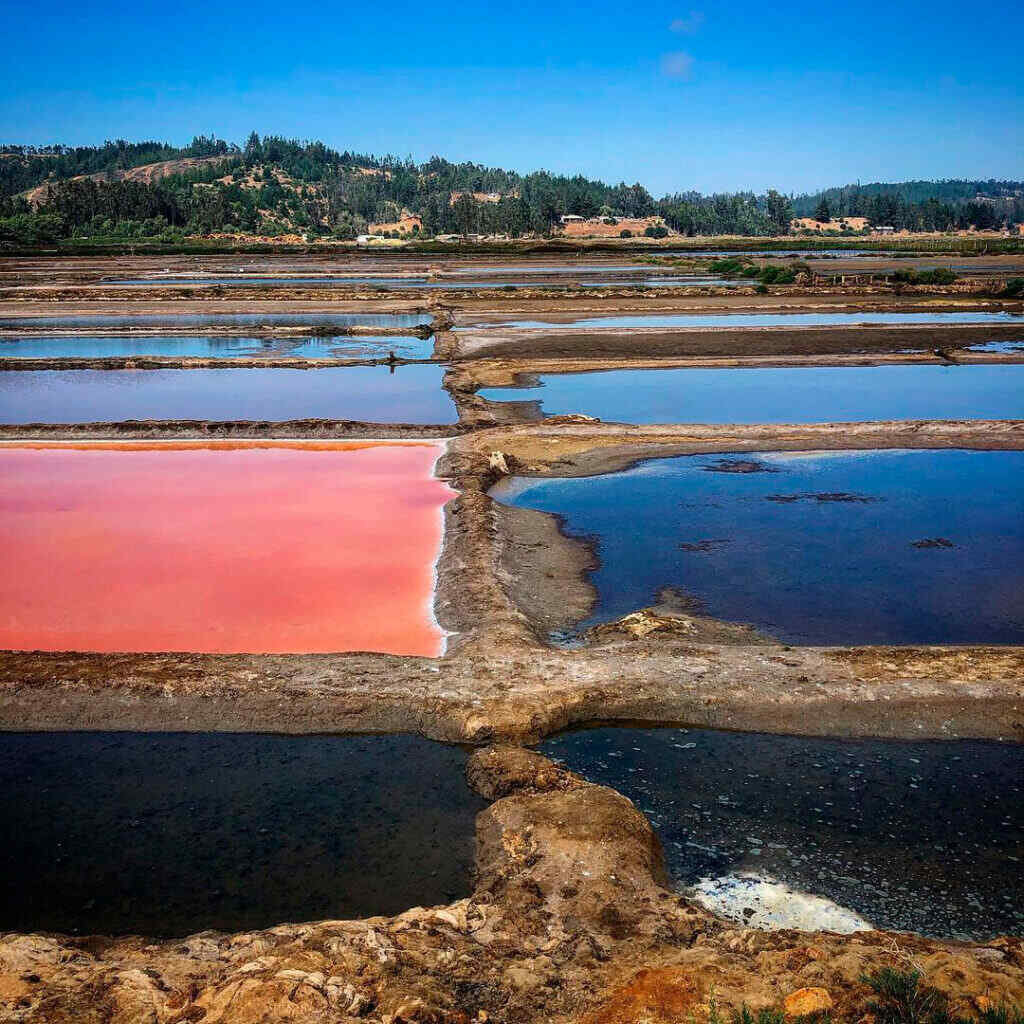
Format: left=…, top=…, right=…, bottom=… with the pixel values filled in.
left=540, top=725, right=1024, bottom=940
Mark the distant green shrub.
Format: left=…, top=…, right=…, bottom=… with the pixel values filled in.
left=892, top=267, right=958, bottom=285
left=710, top=257, right=746, bottom=274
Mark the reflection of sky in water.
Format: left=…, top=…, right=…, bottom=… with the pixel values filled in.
left=0, top=312, right=432, bottom=329
left=0, top=365, right=456, bottom=424
left=541, top=726, right=1024, bottom=940
left=479, top=364, right=1024, bottom=423
left=469, top=311, right=1024, bottom=329
left=965, top=339, right=1024, bottom=353
left=0, top=732, right=482, bottom=937
left=0, top=334, right=435, bottom=359
left=497, top=450, right=1024, bottom=645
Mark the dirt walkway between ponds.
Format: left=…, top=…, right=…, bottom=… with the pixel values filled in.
left=7, top=644, right=1019, bottom=744
left=2, top=745, right=1023, bottom=1024
left=446, top=419, right=1024, bottom=478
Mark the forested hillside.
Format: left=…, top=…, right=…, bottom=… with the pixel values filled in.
left=792, top=180, right=1024, bottom=231
left=2, top=134, right=1022, bottom=246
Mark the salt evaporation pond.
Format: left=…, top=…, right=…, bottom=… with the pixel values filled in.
left=106, top=274, right=737, bottom=289
left=0, top=312, right=432, bottom=330
left=493, top=450, right=1024, bottom=645
left=0, top=334, right=436, bottom=359
left=0, top=442, right=453, bottom=654
left=470, top=311, right=1024, bottom=329
left=541, top=726, right=1023, bottom=939
left=0, top=365, right=455, bottom=424
left=0, top=732, right=483, bottom=937
left=966, top=340, right=1024, bottom=353
left=478, top=364, right=1024, bottom=423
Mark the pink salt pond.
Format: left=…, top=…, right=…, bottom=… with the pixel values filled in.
left=0, top=441, right=455, bottom=656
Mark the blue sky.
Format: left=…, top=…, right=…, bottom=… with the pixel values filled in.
left=2, top=0, right=1022, bottom=195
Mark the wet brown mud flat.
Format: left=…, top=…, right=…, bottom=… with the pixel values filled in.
left=451, top=322, right=1024, bottom=360
left=2, top=745, right=1022, bottom=1024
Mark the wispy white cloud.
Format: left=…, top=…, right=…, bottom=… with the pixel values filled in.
left=661, top=51, right=695, bottom=80
left=670, top=11, right=704, bottom=34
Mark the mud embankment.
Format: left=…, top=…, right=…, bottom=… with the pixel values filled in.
left=452, top=419, right=1024, bottom=478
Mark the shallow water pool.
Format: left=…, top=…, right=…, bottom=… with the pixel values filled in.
left=0, top=365, right=456, bottom=424
left=478, top=364, right=1024, bottom=423
left=493, top=450, right=1024, bottom=645
left=0, top=312, right=432, bottom=330
left=0, top=731, right=483, bottom=937
left=0, top=333, right=437, bottom=360
left=541, top=726, right=1023, bottom=939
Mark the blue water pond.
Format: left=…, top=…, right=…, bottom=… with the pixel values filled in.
left=479, top=364, right=1024, bottom=423
left=0, top=365, right=456, bottom=424
left=493, top=449, right=1024, bottom=645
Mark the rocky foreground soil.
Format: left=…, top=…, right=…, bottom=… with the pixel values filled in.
left=1, top=747, right=1020, bottom=1024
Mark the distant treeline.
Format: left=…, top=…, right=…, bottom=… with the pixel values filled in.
left=1, top=134, right=1022, bottom=245
left=792, top=180, right=1024, bottom=232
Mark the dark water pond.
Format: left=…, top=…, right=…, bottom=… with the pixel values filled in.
left=0, top=732, right=483, bottom=937
left=0, top=313, right=432, bottom=330
left=0, top=366, right=456, bottom=424
left=493, top=450, right=1024, bottom=645
left=478, top=364, right=1024, bottom=423
left=541, top=726, right=1023, bottom=939
left=470, top=312, right=1024, bottom=329
left=0, top=334, right=436, bottom=360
